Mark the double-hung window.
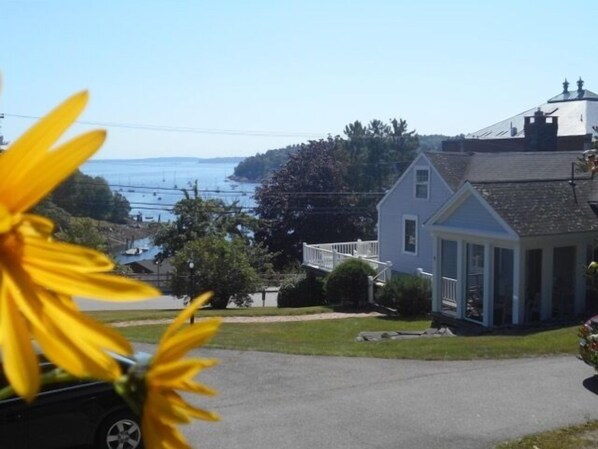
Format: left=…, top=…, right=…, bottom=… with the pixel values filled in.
left=403, top=215, right=418, bottom=255
left=414, top=168, right=429, bottom=199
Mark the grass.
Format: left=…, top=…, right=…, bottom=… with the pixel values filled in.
left=118, top=315, right=580, bottom=360
left=88, top=305, right=335, bottom=323
left=496, top=420, right=598, bottom=449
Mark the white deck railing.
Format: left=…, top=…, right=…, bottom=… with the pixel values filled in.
left=302, top=241, right=392, bottom=284
left=417, top=269, right=457, bottom=310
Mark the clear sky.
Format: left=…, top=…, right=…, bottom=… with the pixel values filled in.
left=2, top=0, right=597, bottom=159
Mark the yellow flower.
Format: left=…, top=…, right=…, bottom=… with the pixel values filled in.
left=0, top=91, right=159, bottom=401
left=141, top=292, right=221, bottom=449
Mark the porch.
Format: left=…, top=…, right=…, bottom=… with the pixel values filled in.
left=302, top=240, right=393, bottom=284
left=430, top=236, right=590, bottom=328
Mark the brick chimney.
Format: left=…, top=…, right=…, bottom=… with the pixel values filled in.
left=524, top=109, right=558, bottom=151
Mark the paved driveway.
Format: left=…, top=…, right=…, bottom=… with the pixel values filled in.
left=134, top=345, right=598, bottom=449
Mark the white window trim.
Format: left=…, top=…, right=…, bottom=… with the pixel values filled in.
left=413, top=166, right=430, bottom=200
left=402, top=214, right=418, bottom=256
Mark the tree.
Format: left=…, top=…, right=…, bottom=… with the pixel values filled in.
left=254, top=119, right=419, bottom=267
left=342, top=118, right=419, bottom=194
left=254, top=137, right=366, bottom=267
left=153, top=181, right=257, bottom=262
left=171, top=237, right=260, bottom=309
left=155, top=182, right=273, bottom=308
left=51, top=169, right=130, bottom=222
left=232, top=145, right=300, bottom=182
left=54, top=217, right=108, bottom=252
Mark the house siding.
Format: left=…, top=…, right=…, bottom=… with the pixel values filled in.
left=378, top=157, right=453, bottom=275
left=439, top=195, right=508, bottom=235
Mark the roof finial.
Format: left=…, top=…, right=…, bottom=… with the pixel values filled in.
left=563, top=78, right=569, bottom=93
left=578, top=77, right=584, bottom=93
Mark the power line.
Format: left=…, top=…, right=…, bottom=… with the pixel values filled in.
left=4, top=113, right=326, bottom=139
left=67, top=180, right=387, bottom=198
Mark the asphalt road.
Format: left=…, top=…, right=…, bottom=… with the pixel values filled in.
left=132, top=345, right=598, bottom=449
left=75, top=291, right=279, bottom=311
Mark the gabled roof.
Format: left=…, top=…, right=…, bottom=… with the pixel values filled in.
left=472, top=178, right=598, bottom=237
left=425, top=152, right=471, bottom=191
left=425, top=151, right=588, bottom=192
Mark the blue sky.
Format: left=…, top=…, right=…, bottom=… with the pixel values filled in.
left=2, top=0, right=597, bottom=159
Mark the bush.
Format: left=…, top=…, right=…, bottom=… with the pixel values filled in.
left=376, top=275, right=431, bottom=317
left=579, top=316, right=598, bottom=370
left=171, top=236, right=260, bottom=309
left=325, top=259, right=376, bottom=307
left=277, top=275, right=326, bottom=308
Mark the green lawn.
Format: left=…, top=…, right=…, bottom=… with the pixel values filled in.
left=119, top=315, right=580, bottom=360
left=496, top=420, right=598, bottom=449
left=88, top=306, right=335, bottom=323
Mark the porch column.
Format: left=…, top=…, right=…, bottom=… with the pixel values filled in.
left=576, top=243, right=587, bottom=315
left=432, top=236, right=441, bottom=313
left=483, top=242, right=492, bottom=327
left=512, top=245, right=522, bottom=325
left=456, top=239, right=464, bottom=319
left=541, top=246, right=553, bottom=320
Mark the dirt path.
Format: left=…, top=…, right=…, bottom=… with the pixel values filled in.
left=111, top=311, right=384, bottom=327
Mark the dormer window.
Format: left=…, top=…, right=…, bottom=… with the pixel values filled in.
left=415, top=167, right=429, bottom=199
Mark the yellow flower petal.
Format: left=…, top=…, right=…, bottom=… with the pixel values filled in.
left=26, top=267, right=160, bottom=300
left=21, top=214, right=55, bottom=236
left=23, top=234, right=114, bottom=274
left=161, top=292, right=212, bottom=341
left=39, top=290, right=132, bottom=356
left=1, top=286, right=39, bottom=402
left=147, top=359, right=203, bottom=386
left=33, top=319, right=121, bottom=381
left=142, top=410, right=191, bottom=449
left=146, top=391, right=192, bottom=424
left=2, top=263, right=45, bottom=331
left=32, top=322, right=89, bottom=378
left=161, top=390, right=220, bottom=422
left=177, top=379, right=218, bottom=396
left=155, top=318, right=221, bottom=365
left=11, top=130, right=106, bottom=213
left=0, top=204, right=11, bottom=233
left=0, top=91, right=88, bottom=211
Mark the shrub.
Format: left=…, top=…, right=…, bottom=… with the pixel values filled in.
left=325, top=259, right=376, bottom=307
left=171, top=236, right=260, bottom=309
left=376, top=275, right=431, bottom=317
left=579, top=316, right=598, bottom=370
left=277, top=275, right=326, bottom=308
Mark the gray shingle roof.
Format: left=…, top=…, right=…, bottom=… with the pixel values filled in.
left=425, top=152, right=472, bottom=191
left=472, top=178, right=598, bottom=237
left=425, top=151, right=589, bottom=192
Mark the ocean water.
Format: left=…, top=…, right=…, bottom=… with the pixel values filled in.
left=80, top=158, right=258, bottom=223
